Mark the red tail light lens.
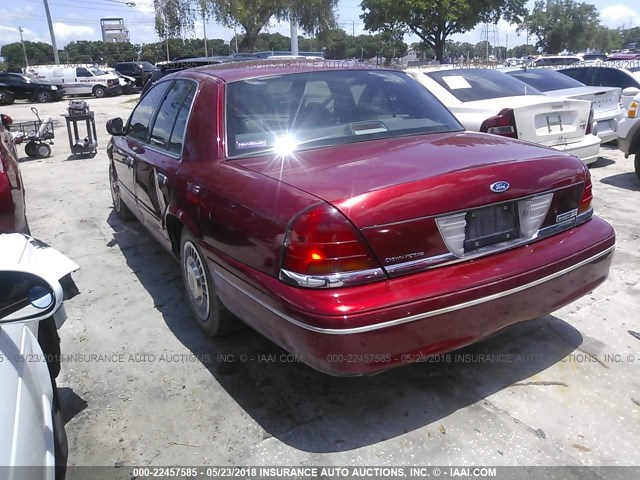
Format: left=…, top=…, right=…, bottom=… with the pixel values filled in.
left=579, top=173, right=593, bottom=214
left=479, top=108, right=518, bottom=138
left=281, top=204, right=384, bottom=288
left=585, top=108, right=595, bottom=135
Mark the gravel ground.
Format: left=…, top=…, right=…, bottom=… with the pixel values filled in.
left=2, top=95, right=639, bottom=470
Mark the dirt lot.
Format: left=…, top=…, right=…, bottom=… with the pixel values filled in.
left=3, top=96, right=640, bottom=469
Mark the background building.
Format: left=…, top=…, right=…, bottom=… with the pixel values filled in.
left=100, top=18, right=129, bottom=43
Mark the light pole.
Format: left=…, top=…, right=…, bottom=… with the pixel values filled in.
left=19, top=27, right=29, bottom=68
left=42, top=0, right=60, bottom=64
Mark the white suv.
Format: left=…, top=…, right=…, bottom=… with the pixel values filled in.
left=616, top=91, right=640, bottom=181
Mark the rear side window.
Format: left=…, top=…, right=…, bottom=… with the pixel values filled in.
left=592, top=68, right=639, bottom=89
left=127, top=82, right=170, bottom=142
left=506, top=69, right=585, bottom=92
left=426, top=69, right=542, bottom=102
left=559, top=67, right=596, bottom=85
left=149, top=80, right=196, bottom=155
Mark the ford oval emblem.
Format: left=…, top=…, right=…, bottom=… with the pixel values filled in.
left=490, top=181, right=510, bottom=193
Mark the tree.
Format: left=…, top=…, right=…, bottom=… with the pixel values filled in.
left=525, top=0, right=600, bottom=53
left=360, top=0, right=526, bottom=62
left=1, top=41, right=57, bottom=70
left=153, top=0, right=338, bottom=52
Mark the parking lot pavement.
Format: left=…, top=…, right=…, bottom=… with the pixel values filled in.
left=2, top=96, right=639, bottom=467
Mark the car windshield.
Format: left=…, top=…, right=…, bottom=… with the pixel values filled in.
left=91, top=68, right=107, bottom=75
left=506, top=69, right=585, bottom=92
left=426, top=69, right=543, bottom=102
left=140, top=62, right=156, bottom=71
left=225, top=69, right=463, bottom=158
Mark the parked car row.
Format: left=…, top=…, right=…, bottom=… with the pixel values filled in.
left=0, top=62, right=161, bottom=105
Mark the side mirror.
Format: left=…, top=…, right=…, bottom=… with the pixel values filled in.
left=106, top=117, right=125, bottom=136
left=0, top=271, right=58, bottom=324
left=622, top=87, right=640, bottom=97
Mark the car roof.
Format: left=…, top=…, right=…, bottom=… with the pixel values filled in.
left=188, top=59, right=389, bottom=83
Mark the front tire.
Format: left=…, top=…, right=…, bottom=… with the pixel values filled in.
left=635, top=147, right=640, bottom=182
left=109, top=163, right=133, bottom=220
left=93, top=86, right=105, bottom=98
left=180, top=229, right=238, bottom=336
left=37, top=90, right=51, bottom=103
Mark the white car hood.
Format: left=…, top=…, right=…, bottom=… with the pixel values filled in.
left=0, top=234, right=79, bottom=280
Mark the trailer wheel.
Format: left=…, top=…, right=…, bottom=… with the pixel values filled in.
left=25, top=142, right=38, bottom=158
left=37, top=143, right=52, bottom=158
left=93, top=85, right=106, bottom=98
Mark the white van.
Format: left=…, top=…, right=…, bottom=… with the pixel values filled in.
left=24, top=64, right=121, bottom=98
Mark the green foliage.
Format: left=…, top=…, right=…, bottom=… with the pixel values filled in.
left=153, top=0, right=338, bottom=52
left=361, top=0, right=527, bottom=61
left=1, top=41, right=56, bottom=71
left=526, top=0, right=600, bottom=53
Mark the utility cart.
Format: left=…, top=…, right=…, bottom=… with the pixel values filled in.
left=11, top=107, right=55, bottom=158
left=64, top=100, right=98, bottom=158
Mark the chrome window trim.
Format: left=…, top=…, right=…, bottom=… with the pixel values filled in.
left=216, top=244, right=614, bottom=335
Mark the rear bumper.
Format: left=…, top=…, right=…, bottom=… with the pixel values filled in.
left=212, top=217, right=615, bottom=375
left=616, top=116, right=640, bottom=155
left=552, top=134, right=601, bottom=165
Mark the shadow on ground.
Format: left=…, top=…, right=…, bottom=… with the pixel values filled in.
left=600, top=172, right=640, bottom=191
left=104, top=209, right=583, bottom=453
left=589, top=156, right=615, bottom=169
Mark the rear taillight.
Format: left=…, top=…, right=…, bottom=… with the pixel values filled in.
left=479, top=108, right=518, bottom=138
left=280, top=204, right=384, bottom=288
left=628, top=100, right=638, bottom=118
left=585, top=108, right=595, bottom=135
left=579, top=173, right=593, bottom=214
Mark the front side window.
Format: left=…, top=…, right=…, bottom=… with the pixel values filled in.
left=149, top=80, right=196, bottom=154
left=127, top=82, right=171, bottom=142
left=427, top=69, right=543, bottom=102
left=76, top=67, right=93, bottom=78
left=225, top=69, right=462, bottom=158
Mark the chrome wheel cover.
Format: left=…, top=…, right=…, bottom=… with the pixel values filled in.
left=183, top=241, right=210, bottom=321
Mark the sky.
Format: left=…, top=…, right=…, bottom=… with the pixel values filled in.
left=1, top=0, right=640, bottom=54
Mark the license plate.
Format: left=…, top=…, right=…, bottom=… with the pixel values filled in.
left=464, top=203, right=520, bottom=252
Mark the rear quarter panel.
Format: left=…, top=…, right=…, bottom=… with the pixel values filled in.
left=172, top=76, right=320, bottom=280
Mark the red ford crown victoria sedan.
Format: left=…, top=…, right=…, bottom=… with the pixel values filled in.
left=106, top=62, right=615, bottom=375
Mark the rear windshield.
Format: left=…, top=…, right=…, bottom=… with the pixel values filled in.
left=506, top=69, right=585, bottom=92
left=426, top=69, right=542, bottom=102
left=225, top=69, right=463, bottom=158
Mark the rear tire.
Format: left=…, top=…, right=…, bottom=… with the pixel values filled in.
left=93, top=86, right=105, bottom=98
left=180, top=229, right=239, bottom=336
left=0, top=90, right=15, bottom=105
left=109, top=163, right=133, bottom=221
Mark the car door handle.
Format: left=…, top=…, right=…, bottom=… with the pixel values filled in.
left=126, top=156, right=136, bottom=168
left=157, top=172, right=168, bottom=187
